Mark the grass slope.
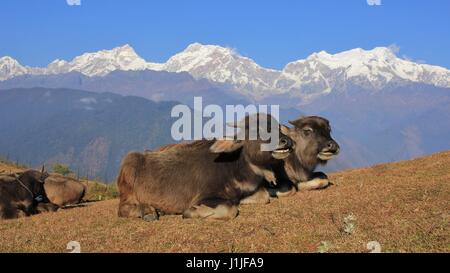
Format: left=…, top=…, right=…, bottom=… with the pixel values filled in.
left=0, top=151, right=449, bottom=253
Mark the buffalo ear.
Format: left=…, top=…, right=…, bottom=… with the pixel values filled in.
left=210, top=139, right=243, bottom=153
left=289, top=115, right=307, bottom=127
left=41, top=165, right=45, bottom=173
left=280, top=124, right=294, bottom=138
left=280, top=125, right=291, bottom=135
left=288, top=120, right=300, bottom=127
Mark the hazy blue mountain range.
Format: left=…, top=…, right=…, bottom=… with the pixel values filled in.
left=302, top=83, right=450, bottom=171
left=0, top=88, right=178, bottom=180
left=0, top=70, right=251, bottom=107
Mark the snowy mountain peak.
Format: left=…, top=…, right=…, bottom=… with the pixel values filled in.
left=278, top=46, right=450, bottom=100
left=306, top=47, right=396, bottom=65
left=183, top=42, right=234, bottom=54
left=0, top=56, right=18, bottom=63
left=164, top=43, right=238, bottom=71
left=115, top=43, right=134, bottom=51
left=60, top=44, right=149, bottom=76
left=0, top=56, right=28, bottom=81
left=99, top=44, right=142, bottom=59
left=163, top=43, right=279, bottom=95
left=39, top=44, right=164, bottom=76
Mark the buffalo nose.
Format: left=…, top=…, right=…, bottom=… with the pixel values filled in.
left=280, top=136, right=293, bottom=148
left=327, top=141, right=339, bottom=152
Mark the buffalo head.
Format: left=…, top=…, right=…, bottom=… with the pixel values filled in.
left=280, top=116, right=340, bottom=182
left=210, top=114, right=294, bottom=169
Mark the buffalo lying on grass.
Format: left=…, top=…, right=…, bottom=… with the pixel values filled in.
left=0, top=168, right=50, bottom=219
left=1, top=171, right=87, bottom=215
left=118, top=114, right=294, bottom=221
left=145, top=115, right=340, bottom=203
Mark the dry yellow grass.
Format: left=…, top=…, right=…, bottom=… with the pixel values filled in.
left=0, top=151, right=449, bottom=253
left=0, top=161, right=24, bottom=174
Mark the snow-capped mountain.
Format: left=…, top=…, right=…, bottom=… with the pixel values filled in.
left=44, top=44, right=163, bottom=76
left=0, top=56, right=29, bottom=81
left=162, top=43, right=280, bottom=96
left=0, top=45, right=162, bottom=79
left=1, top=43, right=449, bottom=99
left=276, top=47, right=450, bottom=100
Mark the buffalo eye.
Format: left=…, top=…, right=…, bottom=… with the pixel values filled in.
left=302, top=127, right=313, bottom=136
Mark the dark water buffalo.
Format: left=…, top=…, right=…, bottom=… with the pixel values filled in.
left=44, top=174, right=86, bottom=207
left=0, top=168, right=50, bottom=219
left=265, top=116, right=340, bottom=197
left=149, top=116, right=340, bottom=203
left=1, top=172, right=86, bottom=213
left=118, top=115, right=294, bottom=221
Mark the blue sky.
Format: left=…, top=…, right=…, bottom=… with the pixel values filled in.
left=1, top=0, right=449, bottom=69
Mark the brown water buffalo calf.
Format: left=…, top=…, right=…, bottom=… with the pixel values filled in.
left=118, top=116, right=294, bottom=221
left=44, top=174, right=87, bottom=207
left=0, top=168, right=50, bottom=219
left=265, top=116, right=340, bottom=197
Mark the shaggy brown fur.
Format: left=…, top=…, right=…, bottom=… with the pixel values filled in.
left=141, top=116, right=340, bottom=202
left=0, top=169, right=50, bottom=219
left=44, top=174, right=86, bottom=207
left=118, top=116, right=293, bottom=221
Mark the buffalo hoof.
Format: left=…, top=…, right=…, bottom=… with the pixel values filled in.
left=143, top=214, right=159, bottom=221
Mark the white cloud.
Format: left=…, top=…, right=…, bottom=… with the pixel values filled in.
left=66, top=0, right=81, bottom=6
left=402, top=55, right=426, bottom=64
left=388, top=44, right=400, bottom=54
left=80, top=97, right=97, bottom=104
left=367, top=0, right=382, bottom=6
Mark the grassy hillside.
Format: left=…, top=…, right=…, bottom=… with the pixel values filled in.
left=0, top=159, right=25, bottom=174
left=0, top=151, right=449, bottom=253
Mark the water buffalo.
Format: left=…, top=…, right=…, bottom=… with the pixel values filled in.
left=0, top=168, right=50, bottom=219
left=151, top=116, right=340, bottom=202
left=118, top=115, right=294, bottom=221
left=44, top=174, right=86, bottom=207
left=266, top=116, right=340, bottom=197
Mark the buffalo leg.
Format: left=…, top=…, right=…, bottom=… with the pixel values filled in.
left=0, top=204, right=19, bottom=219
left=140, top=204, right=159, bottom=221
left=36, top=203, right=60, bottom=213
left=17, top=203, right=34, bottom=216
left=298, top=172, right=330, bottom=191
left=240, top=187, right=270, bottom=205
left=183, top=199, right=238, bottom=221
left=266, top=183, right=297, bottom=198
left=118, top=201, right=141, bottom=218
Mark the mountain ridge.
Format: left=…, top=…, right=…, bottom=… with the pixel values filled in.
left=2, top=43, right=449, bottom=100
left=0, top=87, right=178, bottom=180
